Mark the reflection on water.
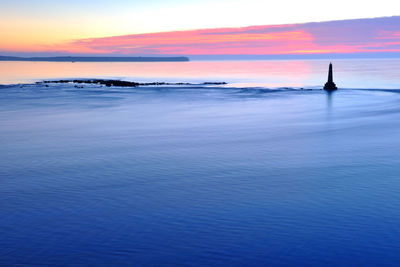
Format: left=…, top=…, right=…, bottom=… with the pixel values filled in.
left=325, top=91, right=335, bottom=119
left=0, top=58, right=400, bottom=88
left=1, top=83, right=400, bottom=265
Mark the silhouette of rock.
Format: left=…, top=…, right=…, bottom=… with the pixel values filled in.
left=324, top=63, right=337, bottom=91
left=40, top=79, right=227, bottom=87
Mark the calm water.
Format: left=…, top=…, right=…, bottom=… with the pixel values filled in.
left=1, top=58, right=400, bottom=88
left=1, top=59, right=400, bottom=266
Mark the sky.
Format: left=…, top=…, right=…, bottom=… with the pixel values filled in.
left=1, top=0, right=399, bottom=56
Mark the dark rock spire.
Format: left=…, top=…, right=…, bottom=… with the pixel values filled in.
left=324, top=62, right=337, bottom=91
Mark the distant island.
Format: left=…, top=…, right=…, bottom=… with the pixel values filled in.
left=0, top=56, right=189, bottom=62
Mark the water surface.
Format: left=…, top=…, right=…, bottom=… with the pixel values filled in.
left=1, top=58, right=399, bottom=88
left=1, top=59, right=400, bottom=266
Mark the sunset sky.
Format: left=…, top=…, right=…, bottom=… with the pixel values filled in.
left=1, top=0, right=399, bottom=56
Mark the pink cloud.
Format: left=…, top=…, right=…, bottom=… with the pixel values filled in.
left=375, top=31, right=400, bottom=39
left=37, top=16, right=400, bottom=55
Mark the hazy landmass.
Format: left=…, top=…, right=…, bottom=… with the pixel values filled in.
left=0, top=56, right=189, bottom=62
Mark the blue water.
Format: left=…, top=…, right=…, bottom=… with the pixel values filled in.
left=1, top=60, right=400, bottom=266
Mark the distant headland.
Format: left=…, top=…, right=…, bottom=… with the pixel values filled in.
left=0, top=56, right=190, bottom=62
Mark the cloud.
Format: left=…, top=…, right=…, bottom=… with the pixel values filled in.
left=12, top=16, right=400, bottom=56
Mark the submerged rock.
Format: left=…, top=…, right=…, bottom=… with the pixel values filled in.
left=41, top=79, right=228, bottom=87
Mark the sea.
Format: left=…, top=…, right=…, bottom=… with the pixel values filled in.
left=1, top=58, right=400, bottom=266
